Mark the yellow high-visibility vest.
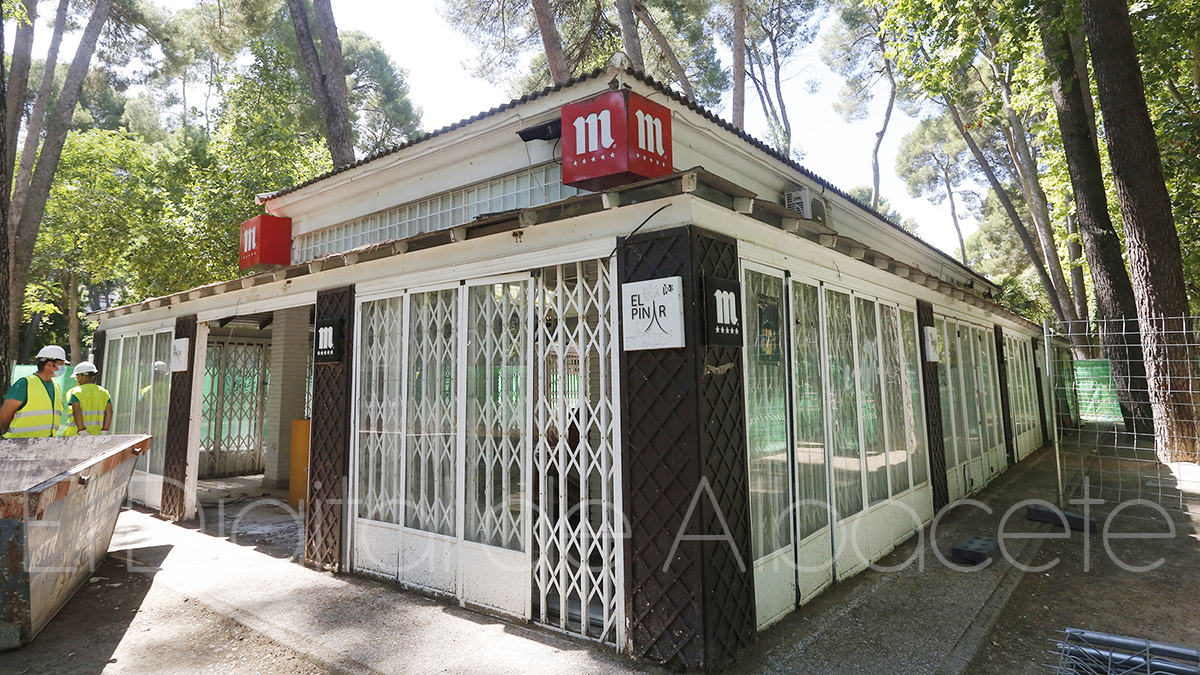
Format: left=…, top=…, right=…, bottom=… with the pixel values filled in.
left=60, top=383, right=111, bottom=436
left=5, top=374, right=63, bottom=438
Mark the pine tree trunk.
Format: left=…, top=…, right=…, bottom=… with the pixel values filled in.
left=6, top=0, right=35, bottom=181
left=1039, top=1, right=1154, bottom=435
left=946, top=101, right=1074, bottom=335
left=615, top=0, right=644, bottom=72
left=311, top=0, right=355, bottom=166
left=530, top=0, right=569, bottom=84
left=67, top=271, right=80, bottom=365
left=732, top=0, right=746, bottom=128
left=10, top=0, right=69, bottom=235
left=1083, top=0, right=1196, bottom=461
left=8, top=0, right=113, bottom=353
left=633, top=3, right=695, bottom=99
left=285, top=0, right=355, bottom=168
left=871, top=68, right=896, bottom=211
left=940, top=164, right=967, bottom=265
left=0, top=21, right=9, bottom=388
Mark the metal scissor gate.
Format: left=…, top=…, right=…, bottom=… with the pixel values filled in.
left=200, top=339, right=270, bottom=478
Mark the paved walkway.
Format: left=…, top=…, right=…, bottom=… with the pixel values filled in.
left=108, top=513, right=659, bottom=675
left=91, top=444, right=1194, bottom=674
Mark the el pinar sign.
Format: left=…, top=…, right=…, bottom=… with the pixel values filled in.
left=239, top=214, right=292, bottom=270
left=561, top=90, right=673, bottom=191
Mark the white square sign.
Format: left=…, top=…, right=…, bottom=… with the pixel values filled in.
left=622, top=276, right=685, bottom=351
left=170, top=338, right=190, bottom=372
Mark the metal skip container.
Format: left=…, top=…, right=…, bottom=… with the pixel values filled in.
left=0, top=435, right=151, bottom=649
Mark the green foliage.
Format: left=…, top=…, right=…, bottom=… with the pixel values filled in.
left=125, top=37, right=333, bottom=299
left=964, top=187, right=1052, bottom=320
left=342, top=30, right=423, bottom=156
left=846, top=185, right=919, bottom=233
left=36, top=129, right=165, bottom=283
left=895, top=114, right=969, bottom=204
left=821, top=0, right=907, bottom=123
left=443, top=0, right=728, bottom=107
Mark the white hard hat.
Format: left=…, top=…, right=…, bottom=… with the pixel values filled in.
left=36, top=345, right=68, bottom=362
left=153, top=360, right=169, bottom=373
left=73, top=361, right=98, bottom=375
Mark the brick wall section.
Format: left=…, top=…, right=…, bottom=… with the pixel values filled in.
left=264, top=306, right=310, bottom=490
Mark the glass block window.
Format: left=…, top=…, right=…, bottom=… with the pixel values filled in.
left=292, top=163, right=579, bottom=263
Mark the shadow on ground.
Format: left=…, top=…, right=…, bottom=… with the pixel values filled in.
left=0, top=544, right=171, bottom=675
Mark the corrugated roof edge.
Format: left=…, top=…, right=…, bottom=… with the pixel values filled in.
left=259, top=64, right=993, bottom=292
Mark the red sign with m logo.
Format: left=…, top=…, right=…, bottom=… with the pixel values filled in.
left=561, top=90, right=673, bottom=192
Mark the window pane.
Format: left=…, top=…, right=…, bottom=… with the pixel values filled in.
left=148, top=332, right=173, bottom=475
left=903, top=311, right=928, bottom=485
left=964, top=328, right=983, bottom=460
left=792, top=281, right=827, bottom=540
left=937, top=320, right=954, bottom=471
left=880, top=305, right=909, bottom=495
left=826, top=290, right=862, bottom=519
left=745, top=270, right=791, bottom=559
left=857, top=298, right=887, bottom=506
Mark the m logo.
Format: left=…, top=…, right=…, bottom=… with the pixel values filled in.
left=705, top=277, right=743, bottom=347
left=561, top=90, right=672, bottom=191
left=714, top=290, right=739, bottom=329
left=314, top=317, right=344, bottom=362
left=634, top=109, right=665, bottom=156
left=573, top=109, right=615, bottom=154
left=242, top=225, right=257, bottom=253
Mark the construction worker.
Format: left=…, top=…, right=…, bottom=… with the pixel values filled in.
left=0, top=345, right=68, bottom=438
left=60, top=361, right=112, bottom=436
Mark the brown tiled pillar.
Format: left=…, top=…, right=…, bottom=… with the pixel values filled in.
left=917, top=301, right=949, bottom=510
left=995, top=325, right=1016, bottom=466
left=1033, top=338, right=1049, bottom=446
left=161, top=315, right=197, bottom=521
left=90, top=330, right=106, bottom=372
left=620, top=226, right=755, bottom=670
left=306, top=287, right=354, bottom=571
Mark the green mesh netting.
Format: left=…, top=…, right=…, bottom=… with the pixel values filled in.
left=1073, top=360, right=1123, bottom=422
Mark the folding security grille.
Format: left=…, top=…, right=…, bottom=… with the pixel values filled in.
left=357, top=296, right=404, bottom=524
left=465, top=282, right=530, bottom=551
left=200, top=340, right=270, bottom=478
left=405, top=289, right=459, bottom=536
left=532, top=259, right=621, bottom=643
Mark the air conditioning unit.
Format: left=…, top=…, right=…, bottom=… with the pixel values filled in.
left=783, top=187, right=827, bottom=224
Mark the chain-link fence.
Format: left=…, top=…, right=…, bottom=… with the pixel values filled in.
left=1046, top=318, right=1200, bottom=512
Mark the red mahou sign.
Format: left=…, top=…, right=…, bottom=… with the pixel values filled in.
left=239, top=214, right=292, bottom=270
left=561, top=90, right=673, bottom=192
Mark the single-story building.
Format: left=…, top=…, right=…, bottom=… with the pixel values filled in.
left=88, top=55, right=1049, bottom=669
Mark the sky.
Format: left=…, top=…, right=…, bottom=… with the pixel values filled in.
left=6, top=0, right=978, bottom=258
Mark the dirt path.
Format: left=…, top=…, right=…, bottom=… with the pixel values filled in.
left=0, top=548, right=334, bottom=675
left=968, top=502, right=1200, bottom=674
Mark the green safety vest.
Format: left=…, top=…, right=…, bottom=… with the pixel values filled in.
left=60, top=383, right=111, bottom=437
left=5, top=374, right=64, bottom=438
